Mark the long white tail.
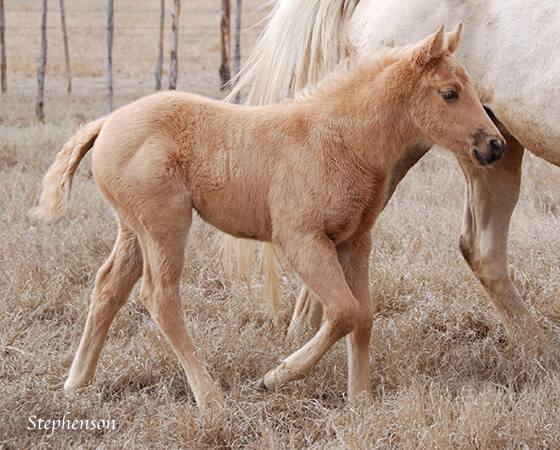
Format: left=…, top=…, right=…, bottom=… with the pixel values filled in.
left=227, top=0, right=357, bottom=105
left=31, top=117, right=106, bottom=221
left=223, top=0, right=358, bottom=311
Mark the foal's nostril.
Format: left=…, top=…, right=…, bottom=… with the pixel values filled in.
left=488, top=138, right=503, bottom=159
left=474, top=137, right=505, bottom=166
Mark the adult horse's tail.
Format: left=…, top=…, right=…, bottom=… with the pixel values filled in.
left=228, top=0, right=357, bottom=105
left=224, top=0, right=358, bottom=312
left=31, top=117, right=106, bottom=221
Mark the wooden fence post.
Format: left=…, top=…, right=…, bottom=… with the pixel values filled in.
left=105, top=0, right=114, bottom=111
left=169, top=0, right=180, bottom=90
left=36, top=0, right=48, bottom=120
left=219, top=0, right=231, bottom=89
left=155, top=0, right=164, bottom=90
left=232, top=0, right=242, bottom=102
left=59, top=0, right=71, bottom=93
left=0, top=0, right=7, bottom=93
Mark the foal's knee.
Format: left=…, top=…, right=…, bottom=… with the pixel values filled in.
left=139, top=278, right=154, bottom=309
left=140, top=276, right=181, bottom=320
left=96, top=231, right=142, bottom=288
left=326, top=300, right=360, bottom=339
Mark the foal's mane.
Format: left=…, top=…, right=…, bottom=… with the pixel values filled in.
left=297, top=46, right=409, bottom=102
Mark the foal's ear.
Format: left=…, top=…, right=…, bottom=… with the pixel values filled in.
left=446, top=22, right=463, bottom=54
left=414, top=25, right=445, bottom=66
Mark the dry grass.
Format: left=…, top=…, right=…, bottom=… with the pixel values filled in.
left=2, top=1, right=560, bottom=448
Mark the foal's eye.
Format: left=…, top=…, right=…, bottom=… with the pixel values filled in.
left=440, top=90, right=458, bottom=102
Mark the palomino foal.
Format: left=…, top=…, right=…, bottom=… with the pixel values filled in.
left=33, top=25, right=504, bottom=409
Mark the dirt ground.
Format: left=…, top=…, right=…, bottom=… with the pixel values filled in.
left=2, top=0, right=560, bottom=448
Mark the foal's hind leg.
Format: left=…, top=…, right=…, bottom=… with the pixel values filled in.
left=135, top=203, right=220, bottom=410
left=65, top=220, right=142, bottom=391
left=457, top=134, right=544, bottom=342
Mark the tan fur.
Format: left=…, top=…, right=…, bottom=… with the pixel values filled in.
left=223, top=0, right=359, bottom=310
left=32, top=27, right=504, bottom=408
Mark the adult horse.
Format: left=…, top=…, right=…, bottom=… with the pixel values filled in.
left=226, top=0, right=560, bottom=341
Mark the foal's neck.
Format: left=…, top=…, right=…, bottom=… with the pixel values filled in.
left=308, top=60, right=419, bottom=173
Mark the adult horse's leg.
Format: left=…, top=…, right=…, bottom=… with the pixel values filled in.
left=288, top=141, right=431, bottom=336
left=382, top=140, right=431, bottom=208
left=135, top=199, right=221, bottom=410
left=65, top=220, right=143, bottom=391
left=262, top=231, right=373, bottom=399
left=457, top=133, right=545, bottom=342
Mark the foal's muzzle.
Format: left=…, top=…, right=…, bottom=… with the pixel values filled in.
left=472, top=136, right=506, bottom=166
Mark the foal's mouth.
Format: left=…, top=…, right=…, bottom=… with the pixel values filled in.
left=471, top=130, right=505, bottom=166
left=472, top=147, right=502, bottom=166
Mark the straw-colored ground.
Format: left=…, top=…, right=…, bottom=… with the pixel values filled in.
left=2, top=1, right=560, bottom=448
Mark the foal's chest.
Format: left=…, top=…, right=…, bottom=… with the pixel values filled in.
left=328, top=185, right=386, bottom=244
left=307, top=169, right=388, bottom=245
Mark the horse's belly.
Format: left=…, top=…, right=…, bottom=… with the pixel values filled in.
left=494, top=108, right=560, bottom=166
left=193, top=191, right=272, bottom=242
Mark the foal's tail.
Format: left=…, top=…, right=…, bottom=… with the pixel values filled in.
left=31, top=117, right=106, bottom=221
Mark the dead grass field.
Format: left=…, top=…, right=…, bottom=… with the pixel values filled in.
left=2, top=0, right=560, bottom=448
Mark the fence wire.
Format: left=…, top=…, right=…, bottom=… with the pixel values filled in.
left=0, top=1, right=268, bottom=112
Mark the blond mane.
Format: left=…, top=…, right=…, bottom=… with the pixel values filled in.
left=302, top=47, right=408, bottom=102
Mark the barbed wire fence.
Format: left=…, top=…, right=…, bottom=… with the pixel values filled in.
left=0, top=0, right=251, bottom=120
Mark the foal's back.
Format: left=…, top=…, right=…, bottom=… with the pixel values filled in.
left=91, top=91, right=306, bottom=241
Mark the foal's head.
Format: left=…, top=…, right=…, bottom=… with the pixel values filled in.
left=407, top=24, right=505, bottom=166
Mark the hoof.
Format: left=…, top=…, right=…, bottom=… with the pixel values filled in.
left=63, top=379, right=78, bottom=392
left=256, top=377, right=268, bottom=391
left=197, top=394, right=223, bottom=413
left=194, top=383, right=224, bottom=412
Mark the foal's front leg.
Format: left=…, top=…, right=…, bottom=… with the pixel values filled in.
left=261, top=232, right=373, bottom=399
left=338, top=233, right=375, bottom=398
left=288, top=142, right=430, bottom=335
